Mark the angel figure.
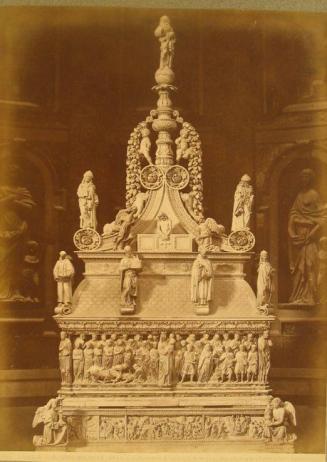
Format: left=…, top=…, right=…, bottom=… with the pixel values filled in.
left=264, top=397, right=297, bottom=444
left=32, top=398, right=67, bottom=447
left=257, top=250, right=274, bottom=314
left=154, top=15, right=176, bottom=69
left=139, top=127, right=152, bottom=165
left=102, top=206, right=137, bottom=250
left=175, top=128, right=194, bottom=162
left=132, top=191, right=149, bottom=218
left=232, top=174, right=254, bottom=232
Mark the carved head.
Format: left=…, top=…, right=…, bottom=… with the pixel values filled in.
left=271, top=397, right=282, bottom=409
left=83, top=170, right=94, bottom=183
left=141, top=127, right=150, bottom=137
left=260, top=250, right=268, bottom=262
left=60, top=331, right=66, bottom=340
left=300, top=168, right=315, bottom=188
left=240, top=174, right=251, bottom=184
left=59, top=250, right=67, bottom=259
left=124, top=245, right=133, bottom=257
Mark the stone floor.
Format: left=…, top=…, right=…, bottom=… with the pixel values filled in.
left=0, top=403, right=325, bottom=453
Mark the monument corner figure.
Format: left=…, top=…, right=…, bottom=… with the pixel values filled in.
left=33, top=15, right=298, bottom=452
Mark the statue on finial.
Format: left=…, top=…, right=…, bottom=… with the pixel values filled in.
left=154, top=16, right=176, bottom=70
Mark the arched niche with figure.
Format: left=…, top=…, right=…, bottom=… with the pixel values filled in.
left=0, top=143, right=64, bottom=318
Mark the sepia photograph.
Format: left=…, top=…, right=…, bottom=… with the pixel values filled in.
left=0, top=1, right=326, bottom=459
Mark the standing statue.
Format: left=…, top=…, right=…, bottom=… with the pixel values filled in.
left=154, top=15, right=176, bottom=70
left=139, top=127, right=152, bottom=165
left=22, top=240, right=40, bottom=302
left=197, top=343, right=213, bottom=383
left=263, top=397, right=297, bottom=444
left=158, top=332, right=175, bottom=386
left=156, top=213, right=172, bottom=241
left=73, top=340, right=84, bottom=384
left=32, top=397, right=67, bottom=447
left=288, top=168, right=327, bottom=305
left=102, top=206, right=137, bottom=251
left=132, top=191, right=149, bottom=218
left=257, top=250, right=274, bottom=314
left=318, top=236, right=327, bottom=303
left=0, top=164, right=36, bottom=301
left=77, top=170, right=99, bottom=230
left=119, top=246, right=142, bottom=312
left=231, top=174, right=254, bottom=232
left=191, top=249, right=213, bottom=307
left=258, top=330, right=272, bottom=383
left=58, top=331, right=72, bottom=385
left=53, top=251, right=75, bottom=314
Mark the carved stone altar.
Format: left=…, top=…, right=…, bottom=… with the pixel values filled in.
left=33, top=16, right=297, bottom=452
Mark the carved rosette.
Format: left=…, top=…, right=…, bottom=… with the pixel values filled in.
left=228, top=229, right=255, bottom=253
left=73, top=228, right=101, bottom=251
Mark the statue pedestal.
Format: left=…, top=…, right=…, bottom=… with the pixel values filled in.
left=194, top=304, right=210, bottom=315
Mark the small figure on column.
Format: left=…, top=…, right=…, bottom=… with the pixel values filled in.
left=139, top=128, right=153, bottom=165
left=191, top=249, right=213, bottom=314
left=119, top=246, right=142, bottom=314
left=231, top=174, right=254, bottom=232
left=257, top=250, right=274, bottom=314
left=53, top=251, right=75, bottom=315
left=77, top=170, right=99, bottom=230
left=154, top=15, right=176, bottom=70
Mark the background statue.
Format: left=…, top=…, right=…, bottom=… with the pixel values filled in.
left=119, top=246, right=142, bottom=311
left=191, top=249, right=213, bottom=306
left=257, top=250, right=274, bottom=314
left=77, top=170, right=99, bottom=230
left=32, top=397, right=67, bottom=447
left=0, top=164, right=36, bottom=301
left=318, top=236, right=327, bottom=303
left=53, top=251, right=75, bottom=314
left=288, top=168, right=327, bottom=305
left=154, top=15, right=176, bottom=70
left=22, top=240, right=40, bottom=302
left=139, top=127, right=152, bottom=164
left=231, top=174, right=254, bottom=232
left=102, top=206, right=137, bottom=250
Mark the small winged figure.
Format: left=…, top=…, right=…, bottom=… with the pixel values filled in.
left=32, top=397, right=67, bottom=447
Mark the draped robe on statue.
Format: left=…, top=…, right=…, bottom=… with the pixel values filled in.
left=0, top=185, right=35, bottom=300
left=191, top=254, right=213, bottom=305
left=288, top=188, right=327, bottom=305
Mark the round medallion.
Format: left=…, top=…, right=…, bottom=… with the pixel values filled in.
left=140, top=165, right=164, bottom=190
left=73, top=228, right=101, bottom=251
left=227, top=229, right=255, bottom=253
left=165, top=165, right=189, bottom=190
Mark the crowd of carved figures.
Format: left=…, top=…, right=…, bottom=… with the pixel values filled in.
left=59, top=330, right=272, bottom=386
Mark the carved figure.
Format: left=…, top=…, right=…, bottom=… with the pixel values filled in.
left=32, top=398, right=67, bottom=447
left=258, top=330, right=272, bottom=382
left=83, top=341, right=94, bottom=382
left=132, top=191, right=149, bottom=218
left=264, top=397, right=297, bottom=443
left=139, top=128, right=152, bottom=164
left=231, top=174, right=254, bottom=232
left=221, top=347, right=236, bottom=382
left=246, top=344, right=258, bottom=382
left=318, top=236, right=327, bottom=303
left=156, top=213, right=172, bottom=241
left=257, top=250, right=274, bottom=313
left=197, top=343, right=213, bottom=383
left=22, top=240, right=40, bottom=302
left=119, top=246, right=142, bottom=309
left=158, top=333, right=175, bottom=386
left=181, top=343, right=196, bottom=383
left=0, top=164, right=36, bottom=301
left=234, top=344, right=248, bottom=382
left=53, top=251, right=75, bottom=313
left=77, top=170, right=99, bottom=230
left=288, top=168, right=327, bottom=305
left=73, top=341, right=84, bottom=383
left=154, top=15, right=176, bottom=69
left=102, top=206, right=137, bottom=251
left=58, top=332, right=72, bottom=384
left=191, top=249, right=213, bottom=306
left=103, top=339, right=114, bottom=369
left=175, top=128, right=194, bottom=162
left=197, top=217, right=225, bottom=252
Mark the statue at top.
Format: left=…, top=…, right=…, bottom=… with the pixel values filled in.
left=154, top=16, right=176, bottom=70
